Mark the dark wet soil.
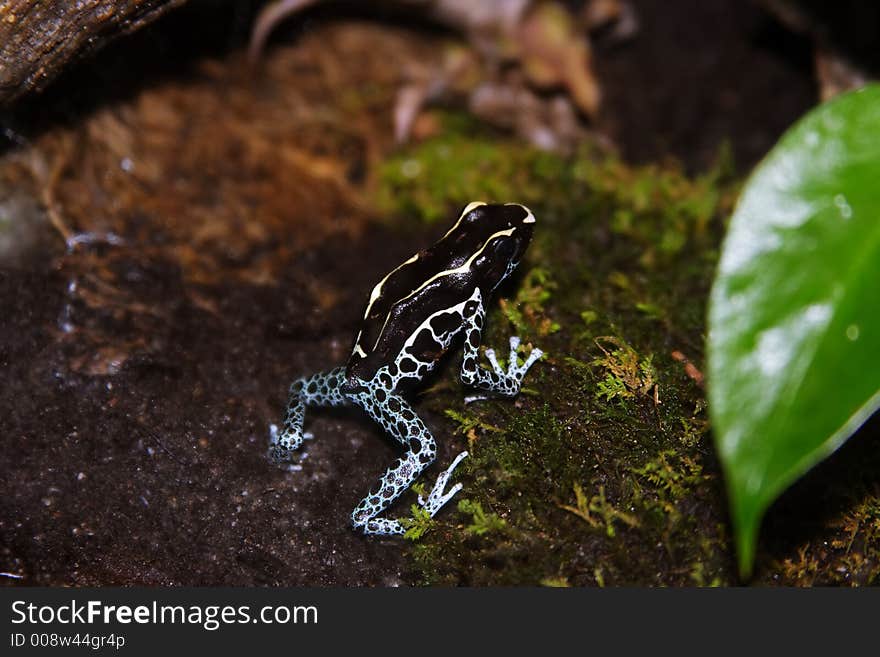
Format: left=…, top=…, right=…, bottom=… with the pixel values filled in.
left=0, top=1, right=830, bottom=586
left=593, top=0, right=815, bottom=172
left=1, top=225, right=448, bottom=585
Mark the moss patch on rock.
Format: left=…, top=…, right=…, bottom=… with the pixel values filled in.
left=376, top=122, right=737, bottom=585
left=375, top=117, right=880, bottom=586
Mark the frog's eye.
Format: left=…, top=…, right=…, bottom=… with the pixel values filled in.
left=494, top=237, right=516, bottom=261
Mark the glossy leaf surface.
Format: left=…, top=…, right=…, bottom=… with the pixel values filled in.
left=708, top=85, right=880, bottom=575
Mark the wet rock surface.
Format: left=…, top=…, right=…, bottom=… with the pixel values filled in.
left=0, top=229, right=443, bottom=585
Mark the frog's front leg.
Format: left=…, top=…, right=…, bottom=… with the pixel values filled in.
left=349, top=378, right=467, bottom=535
left=269, top=367, right=348, bottom=463
left=459, top=288, right=543, bottom=397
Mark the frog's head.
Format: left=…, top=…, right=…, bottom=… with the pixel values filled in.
left=447, top=202, right=535, bottom=290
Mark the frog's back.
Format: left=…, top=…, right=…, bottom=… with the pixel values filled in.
left=345, top=203, right=534, bottom=383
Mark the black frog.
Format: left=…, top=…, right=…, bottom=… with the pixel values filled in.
left=270, top=202, right=543, bottom=535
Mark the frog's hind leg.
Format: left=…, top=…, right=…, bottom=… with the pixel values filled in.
left=349, top=383, right=467, bottom=536
left=269, top=366, right=347, bottom=463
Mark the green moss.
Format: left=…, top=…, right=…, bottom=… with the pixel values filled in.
left=458, top=499, right=509, bottom=536
left=499, top=267, right=560, bottom=338
left=632, top=450, right=708, bottom=503
left=377, top=126, right=574, bottom=224
left=690, top=560, right=724, bottom=587
left=375, top=121, right=872, bottom=587
left=540, top=576, right=571, bottom=587
left=401, top=504, right=434, bottom=541
left=776, top=489, right=880, bottom=586
left=377, top=115, right=738, bottom=257
left=443, top=409, right=504, bottom=450
left=591, top=336, right=657, bottom=403
left=559, top=483, right=639, bottom=537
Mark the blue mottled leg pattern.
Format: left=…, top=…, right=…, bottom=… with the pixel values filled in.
left=349, top=370, right=468, bottom=535
left=269, top=367, right=347, bottom=462
left=459, top=289, right=543, bottom=398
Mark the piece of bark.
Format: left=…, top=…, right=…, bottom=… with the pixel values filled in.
left=0, top=0, right=187, bottom=106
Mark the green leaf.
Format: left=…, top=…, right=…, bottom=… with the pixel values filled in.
left=707, top=85, right=880, bottom=576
